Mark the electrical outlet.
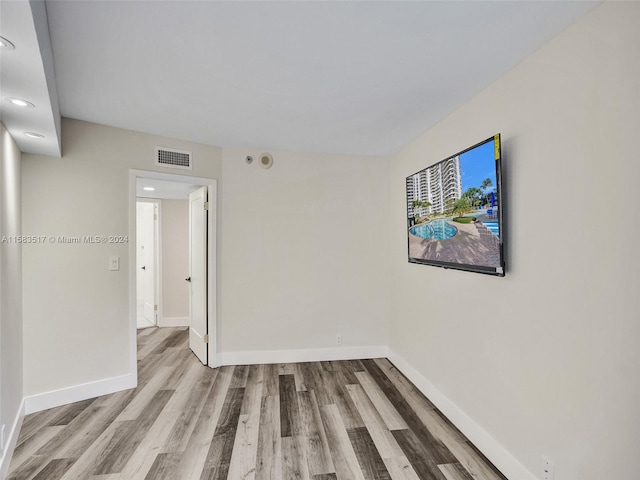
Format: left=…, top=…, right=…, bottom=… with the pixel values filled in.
left=109, top=256, right=120, bottom=271
left=542, top=456, right=554, bottom=480
left=336, top=334, right=342, bottom=346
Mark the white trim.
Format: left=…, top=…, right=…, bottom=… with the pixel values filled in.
left=0, top=399, right=25, bottom=480
left=129, top=172, right=139, bottom=386
left=129, top=170, right=218, bottom=375
left=159, top=316, right=189, bottom=327
left=24, top=373, right=136, bottom=415
left=206, top=182, right=217, bottom=367
left=218, top=345, right=388, bottom=366
left=387, top=349, right=537, bottom=480
left=156, top=201, right=163, bottom=329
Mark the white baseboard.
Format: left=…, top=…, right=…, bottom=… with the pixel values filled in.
left=0, top=398, right=25, bottom=480
left=24, top=373, right=136, bottom=415
left=218, top=345, right=389, bottom=366
left=159, top=316, right=189, bottom=327
left=387, top=349, right=537, bottom=480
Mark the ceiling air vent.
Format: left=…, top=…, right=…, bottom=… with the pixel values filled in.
left=155, top=147, right=192, bottom=170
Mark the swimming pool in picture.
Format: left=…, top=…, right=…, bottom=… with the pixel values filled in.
left=483, top=221, right=500, bottom=237
left=409, top=218, right=457, bottom=241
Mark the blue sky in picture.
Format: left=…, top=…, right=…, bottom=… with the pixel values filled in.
left=459, top=140, right=497, bottom=192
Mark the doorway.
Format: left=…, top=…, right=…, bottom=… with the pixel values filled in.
left=136, top=199, right=159, bottom=329
left=129, top=170, right=217, bottom=379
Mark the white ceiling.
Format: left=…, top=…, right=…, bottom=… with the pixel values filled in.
left=3, top=1, right=600, bottom=158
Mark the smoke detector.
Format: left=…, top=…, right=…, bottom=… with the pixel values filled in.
left=259, top=152, right=273, bottom=169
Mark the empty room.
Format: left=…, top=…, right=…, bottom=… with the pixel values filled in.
left=0, top=1, right=638, bottom=480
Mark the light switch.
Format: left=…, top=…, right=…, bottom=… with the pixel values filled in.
left=109, top=256, right=120, bottom=271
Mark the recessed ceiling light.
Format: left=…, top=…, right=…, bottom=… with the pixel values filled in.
left=24, top=132, right=45, bottom=139
left=0, top=36, right=15, bottom=50
left=7, top=97, right=35, bottom=108
left=143, top=187, right=155, bottom=191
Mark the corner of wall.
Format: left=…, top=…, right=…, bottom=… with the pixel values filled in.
left=0, top=399, right=25, bottom=479
left=0, top=122, right=24, bottom=477
left=387, top=350, right=537, bottom=480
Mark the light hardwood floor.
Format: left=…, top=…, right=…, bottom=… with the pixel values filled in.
left=8, top=327, right=507, bottom=480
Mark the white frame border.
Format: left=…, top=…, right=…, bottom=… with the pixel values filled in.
left=129, top=169, right=218, bottom=380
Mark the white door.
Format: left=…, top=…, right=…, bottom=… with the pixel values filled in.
left=189, top=186, right=208, bottom=364
left=136, top=201, right=158, bottom=328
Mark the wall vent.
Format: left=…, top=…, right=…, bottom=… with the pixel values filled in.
left=155, top=147, right=192, bottom=170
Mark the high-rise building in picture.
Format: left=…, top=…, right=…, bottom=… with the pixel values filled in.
left=407, top=156, right=462, bottom=218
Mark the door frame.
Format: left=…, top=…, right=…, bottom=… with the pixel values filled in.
left=135, top=198, right=162, bottom=328
left=128, top=170, right=218, bottom=383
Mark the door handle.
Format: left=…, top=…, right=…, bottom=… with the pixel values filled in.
left=185, top=277, right=191, bottom=282
left=141, top=266, right=146, bottom=270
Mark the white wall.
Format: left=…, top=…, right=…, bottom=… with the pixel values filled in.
left=22, top=118, right=221, bottom=401
left=220, top=148, right=389, bottom=357
left=161, top=199, right=189, bottom=323
left=387, top=3, right=640, bottom=480
left=0, top=122, right=23, bottom=475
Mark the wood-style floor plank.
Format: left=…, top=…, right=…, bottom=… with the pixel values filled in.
left=392, top=428, right=449, bottom=480
left=255, top=395, right=282, bottom=480
left=282, top=435, right=311, bottom=480
left=262, top=363, right=280, bottom=397
left=94, top=389, right=174, bottom=475
left=8, top=329, right=507, bottom=480
left=31, top=458, right=76, bottom=480
left=319, top=404, right=366, bottom=480
left=346, top=383, right=406, bottom=461
left=227, top=365, right=264, bottom=480
left=438, top=462, right=475, bottom=480
left=143, top=452, right=181, bottom=480
left=383, top=456, right=422, bottom=480
left=115, top=367, right=174, bottom=422
left=8, top=426, right=65, bottom=471
left=279, top=374, right=301, bottom=438
left=48, top=399, right=97, bottom=427
left=199, top=386, right=245, bottom=480
left=355, top=371, right=408, bottom=431
left=55, top=392, right=136, bottom=461
left=159, top=361, right=214, bottom=453
left=322, top=370, right=365, bottom=430
left=170, top=365, right=234, bottom=480
left=348, top=427, right=392, bottom=480
left=298, top=390, right=334, bottom=476
left=116, top=365, right=209, bottom=479
left=361, top=360, right=457, bottom=467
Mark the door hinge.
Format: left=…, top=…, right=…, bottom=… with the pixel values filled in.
left=204, top=201, right=209, bottom=211
left=154, top=304, right=158, bottom=311
left=204, top=334, right=209, bottom=343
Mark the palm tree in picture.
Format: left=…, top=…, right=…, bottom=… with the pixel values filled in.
left=411, top=199, right=432, bottom=222
left=480, top=178, right=493, bottom=206
left=462, top=187, right=483, bottom=208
